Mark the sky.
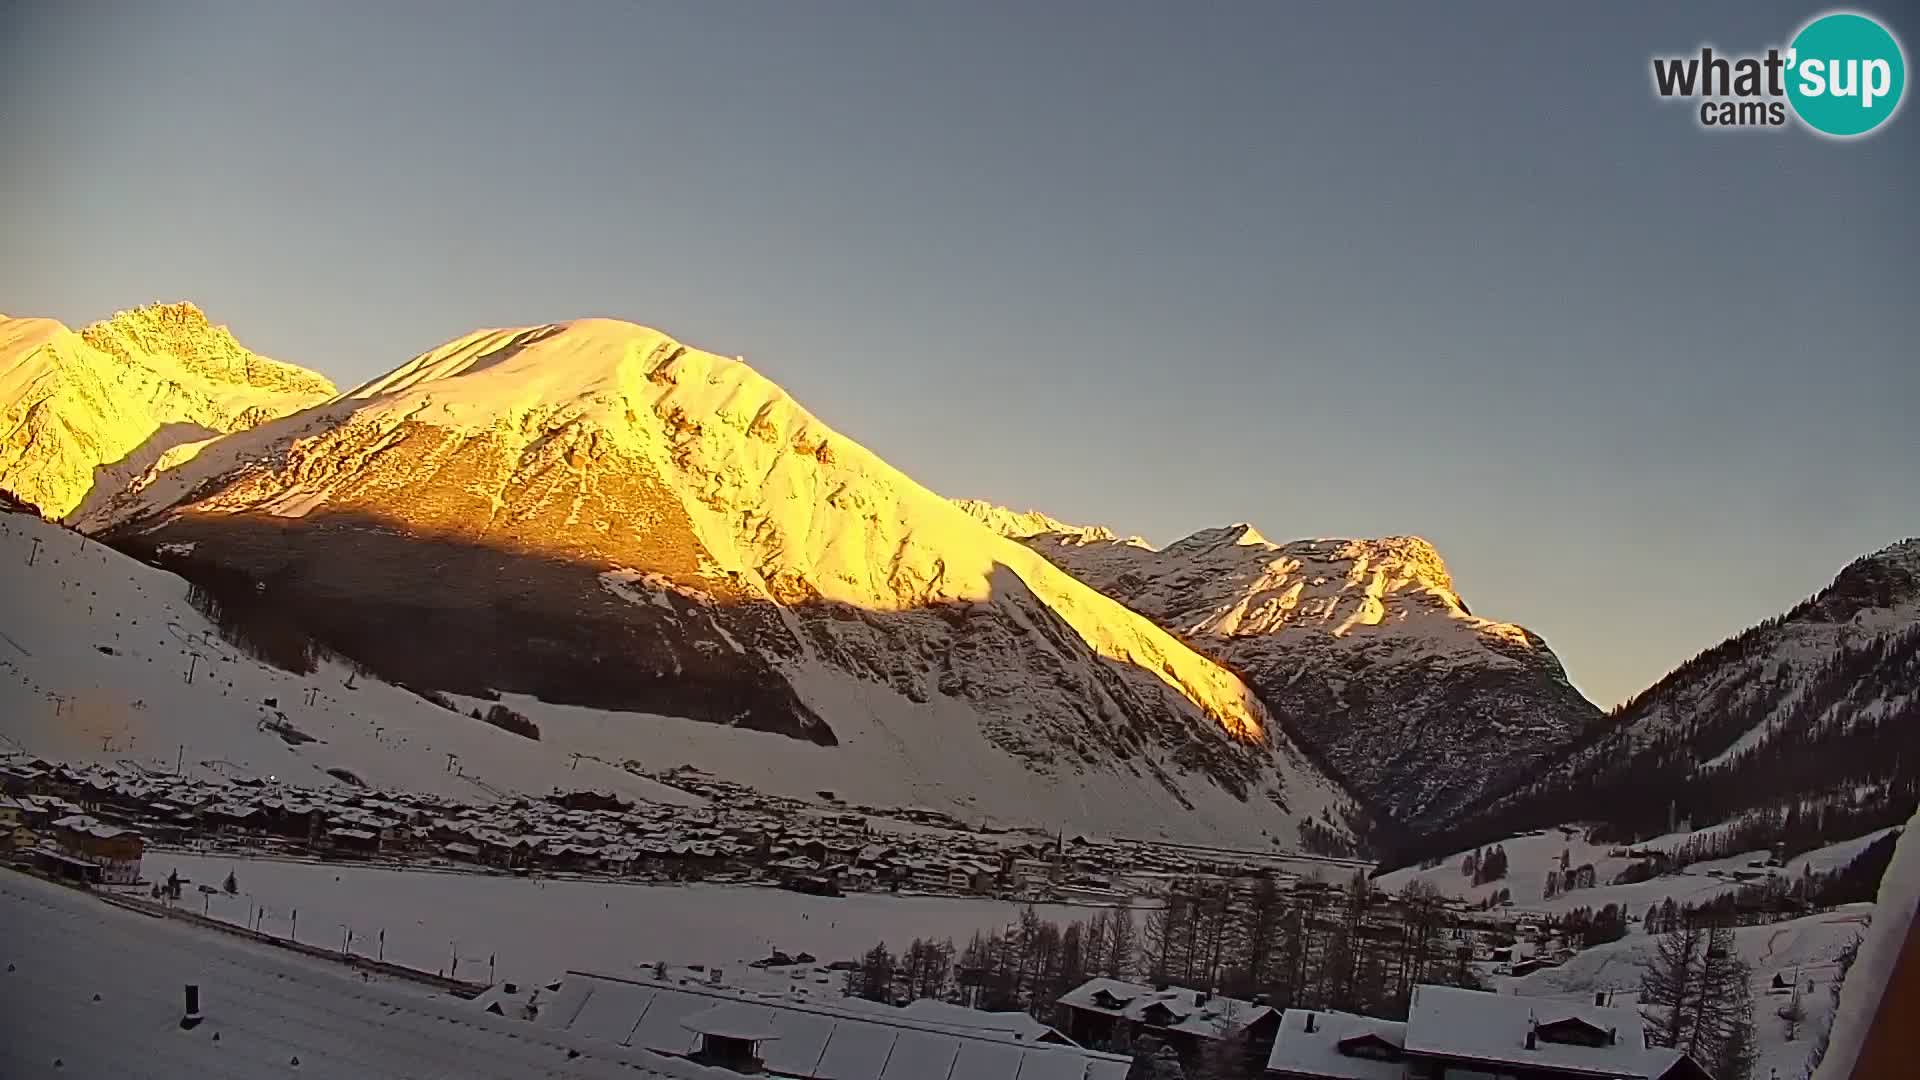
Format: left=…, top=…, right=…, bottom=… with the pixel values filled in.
left=1, top=2, right=1914, bottom=707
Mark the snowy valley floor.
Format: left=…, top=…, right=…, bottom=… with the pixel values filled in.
left=140, top=851, right=1093, bottom=990
left=0, top=868, right=737, bottom=1079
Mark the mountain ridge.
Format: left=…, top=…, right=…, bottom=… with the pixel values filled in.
left=1438, top=535, right=1920, bottom=858
left=59, top=314, right=1363, bottom=848
left=957, top=499, right=1601, bottom=836
left=0, top=302, right=334, bottom=519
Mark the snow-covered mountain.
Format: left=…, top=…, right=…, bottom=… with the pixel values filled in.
left=55, top=316, right=1362, bottom=846
left=0, top=303, right=334, bottom=519
left=1446, top=540, right=1920, bottom=858
left=961, top=504, right=1600, bottom=836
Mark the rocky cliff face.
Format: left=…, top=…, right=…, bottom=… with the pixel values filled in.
left=0, top=302, right=334, bottom=519
left=963, top=505, right=1600, bottom=836
left=78, top=317, right=1362, bottom=846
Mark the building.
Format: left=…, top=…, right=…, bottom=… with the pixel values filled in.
left=0, top=795, right=31, bottom=852
left=1056, top=978, right=1279, bottom=1071
left=536, top=970, right=1132, bottom=1079
left=1266, top=985, right=1716, bottom=1080
left=46, top=813, right=145, bottom=884
left=1266, top=1010, right=1407, bottom=1080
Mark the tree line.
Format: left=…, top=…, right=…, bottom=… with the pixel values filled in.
left=852, top=873, right=1481, bottom=1028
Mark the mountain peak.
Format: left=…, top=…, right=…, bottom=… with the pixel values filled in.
left=950, top=498, right=1128, bottom=545
left=79, top=301, right=334, bottom=397
left=1, top=305, right=337, bottom=519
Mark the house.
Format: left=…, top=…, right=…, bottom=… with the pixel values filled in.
left=47, top=814, right=144, bottom=884
left=538, top=969, right=1132, bottom=1079
left=1056, top=978, right=1279, bottom=1071
left=1393, top=984, right=1715, bottom=1080
left=1266, top=1009, right=1407, bottom=1080
left=323, top=827, right=380, bottom=857
left=0, top=795, right=31, bottom=852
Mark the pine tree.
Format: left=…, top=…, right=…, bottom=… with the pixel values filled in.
left=1145, top=886, right=1192, bottom=983
left=1707, top=947, right=1757, bottom=1080
left=1107, top=902, right=1138, bottom=979
left=858, top=943, right=896, bottom=1002
left=1641, top=921, right=1707, bottom=1049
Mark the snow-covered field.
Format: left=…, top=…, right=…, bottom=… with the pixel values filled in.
left=1500, top=906, right=1870, bottom=1080
left=0, top=868, right=737, bottom=1079
left=144, top=852, right=1095, bottom=989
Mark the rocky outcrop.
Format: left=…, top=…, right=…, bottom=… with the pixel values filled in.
left=0, top=303, right=334, bottom=519
left=964, top=505, right=1601, bottom=836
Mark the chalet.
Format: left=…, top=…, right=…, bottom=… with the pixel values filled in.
left=0, top=795, right=30, bottom=852
left=1396, top=984, right=1714, bottom=1080
left=47, top=813, right=145, bottom=884
left=1266, top=1010, right=1407, bottom=1080
left=0, top=763, right=45, bottom=795
left=1056, top=978, right=1278, bottom=1072
left=323, top=827, right=380, bottom=857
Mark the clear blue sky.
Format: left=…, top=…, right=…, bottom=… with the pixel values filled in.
left=3, top=2, right=1914, bottom=707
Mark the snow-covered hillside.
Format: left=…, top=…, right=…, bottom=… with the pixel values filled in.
left=0, top=303, right=334, bottom=519
left=46, top=318, right=1363, bottom=847
left=1503, top=907, right=1870, bottom=1080
left=960, top=503, right=1598, bottom=834
left=0, top=509, right=701, bottom=804
left=1464, top=540, right=1920, bottom=846
left=1377, top=822, right=1898, bottom=917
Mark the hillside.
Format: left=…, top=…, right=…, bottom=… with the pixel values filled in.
left=0, top=508, right=699, bottom=805
left=1444, top=540, right=1920, bottom=861
left=962, top=503, right=1599, bottom=836
left=59, top=318, right=1363, bottom=847
left=0, top=302, right=335, bottom=519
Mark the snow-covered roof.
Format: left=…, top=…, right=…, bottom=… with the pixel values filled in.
left=1055, top=977, right=1273, bottom=1037
left=1402, top=984, right=1677, bottom=1078
left=821, top=997, right=1070, bottom=1044
left=678, top=1003, right=784, bottom=1042
left=1265, top=1009, right=1407, bottom=1080
left=544, top=971, right=1130, bottom=1079
left=50, top=813, right=137, bottom=841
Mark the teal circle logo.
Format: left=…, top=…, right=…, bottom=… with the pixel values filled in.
left=1786, top=12, right=1906, bottom=137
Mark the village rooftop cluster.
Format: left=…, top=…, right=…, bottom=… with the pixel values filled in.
left=0, top=755, right=1368, bottom=904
